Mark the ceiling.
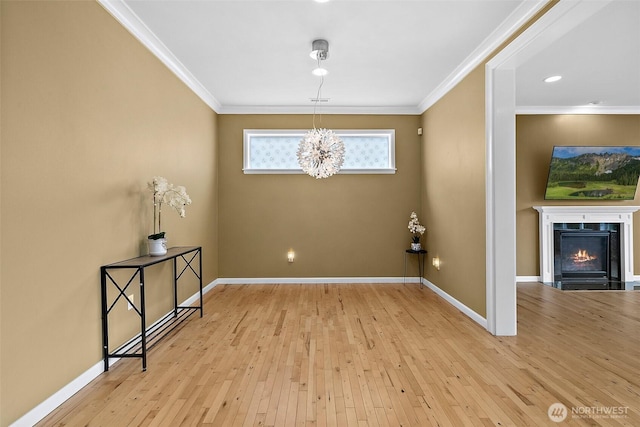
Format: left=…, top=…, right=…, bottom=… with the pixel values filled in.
left=515, top=0, right=640, bottom=113
left=102, top=0, right=640, bottom=115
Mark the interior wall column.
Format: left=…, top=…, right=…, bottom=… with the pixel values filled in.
left=486, top=66, right=517, bottom=336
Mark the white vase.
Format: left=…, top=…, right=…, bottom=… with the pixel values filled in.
left=410, top=242, right=421, bottom=251
left=148, top=237, right=167, bottom=256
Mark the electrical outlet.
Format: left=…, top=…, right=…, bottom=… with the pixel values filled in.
left=127, top=294, right=134, bottom=310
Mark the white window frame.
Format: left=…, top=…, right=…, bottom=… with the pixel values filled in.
left=243, top=129, right=396, bottom=174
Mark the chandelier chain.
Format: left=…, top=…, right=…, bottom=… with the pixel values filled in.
left=297, top=39, right=344, bottom=179
left=313, top=56, right=324, bottom=129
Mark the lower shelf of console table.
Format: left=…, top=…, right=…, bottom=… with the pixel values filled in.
left=100, top=246, right=202, bottom=371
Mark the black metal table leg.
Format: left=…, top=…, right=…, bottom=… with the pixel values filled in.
left=173, top=256, right=179, bottom=318
left=100, top=267, right=109, bottom=371
left=198, top=249, right=203, bottom=317
left=139, top=267, right=147, bottom=371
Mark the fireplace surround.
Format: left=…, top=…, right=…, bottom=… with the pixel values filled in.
left=534, top=206, right=640, bottom=289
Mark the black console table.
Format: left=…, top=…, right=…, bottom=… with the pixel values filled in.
left=100, top=246, right=202, bottom=371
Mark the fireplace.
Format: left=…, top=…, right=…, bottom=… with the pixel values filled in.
left=553, top=224, right=621, bottom=289
left=533, top=206, right=640, bottom=290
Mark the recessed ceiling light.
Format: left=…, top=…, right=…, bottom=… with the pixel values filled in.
left=314, top=0, right=330, bottom=3
left=543, top=75, right=562, bottom=83
left=312, top=67, right=328, bottom=76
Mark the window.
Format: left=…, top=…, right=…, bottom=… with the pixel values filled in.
left=243, top=129, right=396, bottom=174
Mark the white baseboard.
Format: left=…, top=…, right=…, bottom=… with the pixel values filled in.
left=10, top=359, right=113, bottom=427
left=516, top=275, right=542, bottom=283
left=218, top=277, right=486, bottom=329
left=181, top=277, right=487, bottom=330
left=216, top=277, right=420, bottom=284
left=421, top=278, right=488, bottom=329
left=10, top=279, right=220, bottom=427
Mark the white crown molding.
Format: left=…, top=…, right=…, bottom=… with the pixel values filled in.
left=97, top=0, right=418, bottom=116
left=100, top=0, right=602, bottom=117
left=418, top=0, right=549, bottom=113
left=97, top=0, right=222, bottom=113
left=217, top=105, right=422, bottom=115
left=516, top=105, right=640, bottom=115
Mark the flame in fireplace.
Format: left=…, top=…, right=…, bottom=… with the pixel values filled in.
left=571, top=249, right=597, bottom=263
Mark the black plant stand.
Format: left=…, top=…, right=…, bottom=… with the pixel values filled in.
left=100, top=246, right=202, bottom=371
left=404, top=249, right=427, bottom=288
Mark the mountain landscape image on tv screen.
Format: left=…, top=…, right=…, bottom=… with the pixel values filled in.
left=545, top=146, right=640, bottom=200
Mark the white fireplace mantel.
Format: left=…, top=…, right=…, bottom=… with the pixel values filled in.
left=533, top=206, right=640, bottom=284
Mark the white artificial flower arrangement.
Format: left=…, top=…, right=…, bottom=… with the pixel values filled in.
left=148, top=176, right=192, bottom=240
left=408, top=211, right=426, bottom=244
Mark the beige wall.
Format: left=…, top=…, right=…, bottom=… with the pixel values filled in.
left=0, top=2, right=4, bottom=420
left=516, top=115, right=640, bottom=276
left=218, top=114, right=422, bottom=278
left=0, top=1, right=218, bottom=425
left=420, top=67, right=487, bottom=317
left=417, top=1, right=557, bottom=318
left=0, top=0, right=565, bottom=423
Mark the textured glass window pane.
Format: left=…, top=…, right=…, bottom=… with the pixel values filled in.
left=244, top=129, right=395, bottom=174
left=249, top=136, right=300, bottom=169
left=342, top=136, right=390, bottom=169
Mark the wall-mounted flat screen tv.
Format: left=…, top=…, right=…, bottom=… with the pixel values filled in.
left=545, top=146, right=640, bottom=200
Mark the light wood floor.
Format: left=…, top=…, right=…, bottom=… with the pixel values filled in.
left=39, top=283, right=640, bottom=426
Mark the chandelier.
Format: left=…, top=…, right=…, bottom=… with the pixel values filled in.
left=297, top=128, right=345, bottom=179
left=297, top=39, right=345, bottom=179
